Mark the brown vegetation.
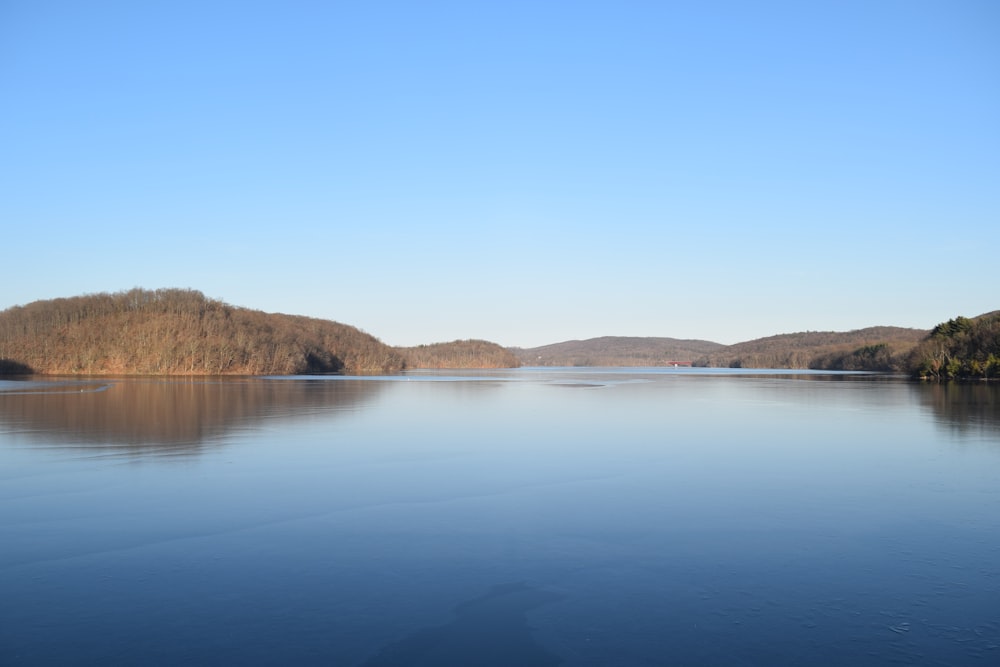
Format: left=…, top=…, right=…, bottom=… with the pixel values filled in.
left=5, top=288, right=991, bottom=376
left=400, top=340, right=520, bottom=369
left=512, top=336, right=724, bottom=367
left=0, top=288, right=404, bottom=375
left=693, top=327, right=927, bottom=371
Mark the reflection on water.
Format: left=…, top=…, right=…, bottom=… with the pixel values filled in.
left=913, top=381, right=1000, bottom=439
left=0, top=377, right=385, bottom=454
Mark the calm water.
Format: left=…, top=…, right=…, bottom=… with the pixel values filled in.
left=1, top=369, right=998, bottom=666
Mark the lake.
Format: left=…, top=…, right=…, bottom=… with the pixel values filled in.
left=1, top=369, right=998, bottom=665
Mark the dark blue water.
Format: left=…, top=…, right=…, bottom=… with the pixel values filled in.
left=1, top=370, right=998, bottom=665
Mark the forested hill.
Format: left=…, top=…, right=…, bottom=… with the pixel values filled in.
left=0, top=289, right=407, bottom=375
left=512, top=336, right=725, bottom=367
left=0, top=289, right=528, bottom=375
left=906, top=312, right=1000, bottom=379
left=398, top=340, right=520, bottom=369
left=694, top=326, right=927, bottom=371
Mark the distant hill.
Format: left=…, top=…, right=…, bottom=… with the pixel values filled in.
left=0, top=288, right=406, bottom=375
left=512, top=328, right=929, bottom=371
left=694, top=326, right=927, bottom=371
left=512, top=336, right=725, bottom=367
left=399, top=340, right=520, bottom=369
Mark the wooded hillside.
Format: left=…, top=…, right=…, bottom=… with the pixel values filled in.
left=0, top=289, right=405, bottom=375
left=906, top=312, right=1000, bottom=379
left=399, top=340, right=520, bottom=369
left=693, top=327, right=927, bottom=371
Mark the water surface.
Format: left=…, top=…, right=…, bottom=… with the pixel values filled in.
left=1, top=370, right=998, bottom=665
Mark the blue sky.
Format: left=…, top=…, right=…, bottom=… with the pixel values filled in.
left=2, top=1, right=997, bottom=347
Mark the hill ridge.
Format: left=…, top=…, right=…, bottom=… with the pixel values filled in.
left=2, top=289, right=996, bottom=375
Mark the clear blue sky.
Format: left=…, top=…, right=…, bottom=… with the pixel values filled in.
left=2, top=1, right=997, bottom=347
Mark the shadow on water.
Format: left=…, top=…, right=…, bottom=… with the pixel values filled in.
left=0, top=377, right=386, bottom=454
left=363, top=582, right=566, bottom=667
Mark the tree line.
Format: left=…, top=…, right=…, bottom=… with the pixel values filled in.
left=3, top=289, right=995, bottom=377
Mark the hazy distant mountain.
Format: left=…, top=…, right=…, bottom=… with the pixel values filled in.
left=512, top=327, right=932, bottom=372
left=511, top=336, right=725, bottom=367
